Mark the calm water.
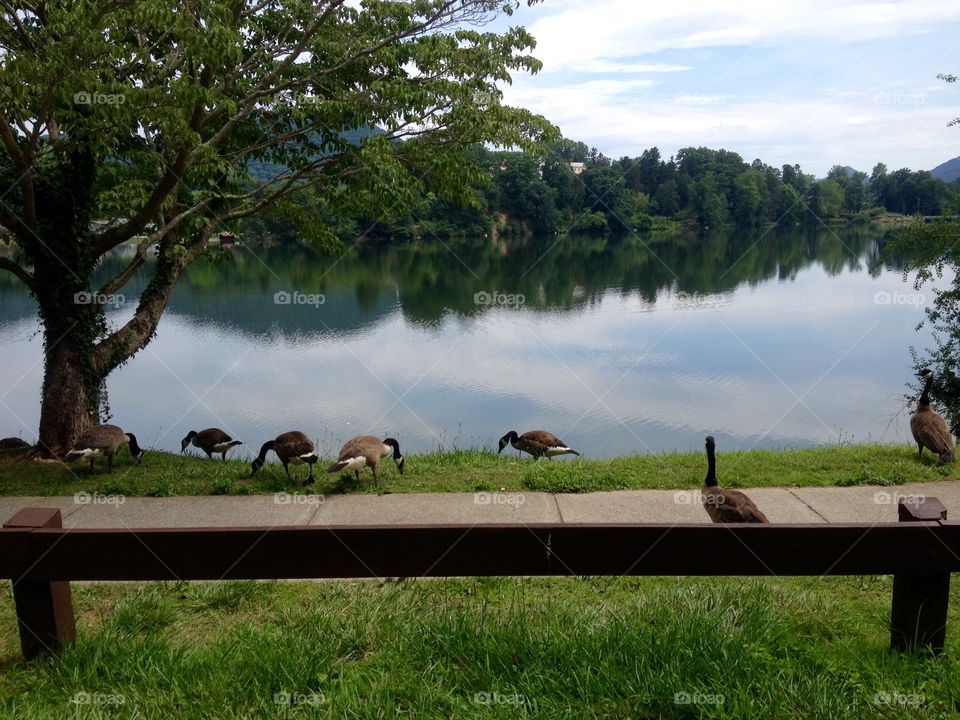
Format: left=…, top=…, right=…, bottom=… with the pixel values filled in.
left=0, top=228, right=934, bottom=459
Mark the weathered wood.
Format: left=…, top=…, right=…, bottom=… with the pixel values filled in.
left=3, top=501, right=960, bottom=658
left=3, top=522, right=955, bottom=580
left=891, top=498, right=950, bottom=654
left=2, top=508, right=76, bottom=659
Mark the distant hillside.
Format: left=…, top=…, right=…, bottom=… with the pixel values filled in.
left=931, top=156, right=960, bottom=183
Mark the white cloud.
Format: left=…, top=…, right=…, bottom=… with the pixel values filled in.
left=526, top=0, right=960, bottom=71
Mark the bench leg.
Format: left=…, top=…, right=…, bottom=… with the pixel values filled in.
left=890, top=572, right=950, bottom=654
left=890, top=496, right=950, bottom=654
left=4, top=508, right=76, bottom=659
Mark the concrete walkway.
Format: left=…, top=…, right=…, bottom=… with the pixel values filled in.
left=2, top=481, right=959, bottom=528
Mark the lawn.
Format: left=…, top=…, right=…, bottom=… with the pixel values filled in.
left=0, top=443, right=954, bottom=498
left=1, top=576, right=958, bottom=718
left=2, top=442, right=957, bottom=717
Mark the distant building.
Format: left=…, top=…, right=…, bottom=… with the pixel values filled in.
left=570, top=162, right=586, bottom=175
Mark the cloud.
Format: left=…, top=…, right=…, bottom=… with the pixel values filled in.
left=525, top=0, right=960, bottom=71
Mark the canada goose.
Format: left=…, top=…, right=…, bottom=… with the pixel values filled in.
left=64, top=424, right=145, bottom=473
left=327, top=436, right=404, bottom=486
left=250, top=431, right=318, bottom=485
left=181, top=428, right=243, bottom=460
left=497, top=430, right=580, bottom=459
left=0, top=437, right=30, bottom=450
left=701, top=436, right=768, bottom=523
left=910, top=368, right=955, bottom=463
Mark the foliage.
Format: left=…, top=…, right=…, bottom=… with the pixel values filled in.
left=0, top=0, right=554, bottom=452
left=886, top=217, right=960, bottom=433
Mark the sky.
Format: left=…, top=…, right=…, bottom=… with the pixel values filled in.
left=488, top=0, right=960, bottom=176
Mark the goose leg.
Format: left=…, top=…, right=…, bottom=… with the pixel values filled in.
left=304, top=463, right=315, bottom=486
left=372, top=466, right=378, bottom=487
left=354, top=470, right=360, bottom=483
left=89, top=458, right=95, bottom=473
left=221, top=452, right=227, bottom=461
left=282, top=461, right=292, bottom=482
left=107, top=454, right=113, bottom=473
left=918, top=443, right=923, bottom=459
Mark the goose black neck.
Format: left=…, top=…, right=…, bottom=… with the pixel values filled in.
left=507, top=431, right=519, bottom=444
left=383, top=438, right=401, bottom=459
left=920, top=375, right=933, bottom=406
left=257, top=440, right=275, bottom=462
left=704, top=444, right=717, bottom=487
left=126, top=433, right=143, bottom=457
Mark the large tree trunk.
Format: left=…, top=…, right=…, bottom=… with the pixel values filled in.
left=37, top=335, right=100, bottom=456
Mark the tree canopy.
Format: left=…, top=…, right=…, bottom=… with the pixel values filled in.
left=0, top=0, right=552, bottom=453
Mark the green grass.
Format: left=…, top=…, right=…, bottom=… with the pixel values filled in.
left=0, top=443, right=954, bottom=497
left=2, top=576, right=959, bottom=718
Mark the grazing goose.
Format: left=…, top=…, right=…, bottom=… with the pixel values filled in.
left=701, top=436, right=768, bottom=523
left=497, top=430, right=580, bottom=459
left=910, top=368, right=955, bottom=463
left=64, top=424, right=145, bottom=473
left=250, top=431, right=318, bottom=485
left=181, top=428, right=243, bottom=460
left=327, top=436, right=404, bottom=486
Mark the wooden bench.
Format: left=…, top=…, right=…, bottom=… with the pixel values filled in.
left=1, top=496, right=956, bottom=659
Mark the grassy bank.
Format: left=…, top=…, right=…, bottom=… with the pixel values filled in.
left=0, top=443, right=953, bottom=497
left=2, top=576, right=959, bottom=718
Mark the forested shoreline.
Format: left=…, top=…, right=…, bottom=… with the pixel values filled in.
left=242, top=139, right=960, bottom=244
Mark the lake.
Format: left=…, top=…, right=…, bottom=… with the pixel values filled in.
left=0, top=227, right=934, bottom=459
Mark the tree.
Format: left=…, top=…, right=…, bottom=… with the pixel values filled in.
left=0, top=0, right=552, bottom=454
left=732, top=169, right=769, bottom=226
left=691, top=172, right=728, bottom=228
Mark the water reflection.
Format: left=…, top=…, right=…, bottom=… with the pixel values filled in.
left=0, top=227, right=926, bottom=458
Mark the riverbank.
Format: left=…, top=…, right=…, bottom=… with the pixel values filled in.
left=0, top=443, right=952, bottom=498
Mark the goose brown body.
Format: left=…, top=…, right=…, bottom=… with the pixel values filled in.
left=701, top=436, right=768, bottom=523
left=251, top=431, right=318, bottom=484
left=910, top=369, right=955, bottom=463
left=181, top=428, right=243, bottom=460
left=327, top=435, right=404, bottom=486
left=498, top=430, right=580, bottom=459
left=65, top=424, right=145, bottom=473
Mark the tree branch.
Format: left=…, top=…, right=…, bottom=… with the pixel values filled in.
left=0, top=254, right=34, bottom=289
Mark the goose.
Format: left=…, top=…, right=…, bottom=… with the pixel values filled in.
left=497, top=430, right=580, bottom=459
left=64, top=424, right=145, bottom=473
left=181, top=428, right=243, bottom=460
left=910, top=368, right=955, bottom=463
left=250, top=431, right=318, bottom=485
left=701, top=436, right=768, bottom=523
left=327, top=436, right=404, bottom=486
